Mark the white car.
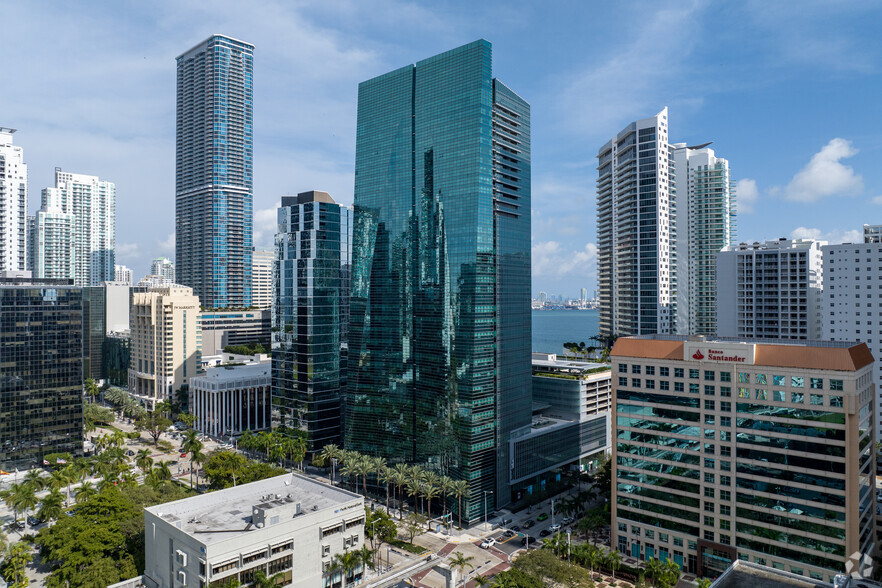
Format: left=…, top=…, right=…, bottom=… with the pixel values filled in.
left=550, top=523, right=561, bottom=533
left=480, top=538, right=496, bottom=549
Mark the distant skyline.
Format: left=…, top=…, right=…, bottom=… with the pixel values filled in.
left=3, top=1, right=882, bottom=296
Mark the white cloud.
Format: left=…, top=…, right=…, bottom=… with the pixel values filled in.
left=789, top=227, right=861, bottom=244
left=737, top=178, right=759, bottom=214
left=116, top=242, right=139, bottom=259
left=532, top=241, right=598, bottom=279
left=253, top=202, right=281, bottom=250
left=782, top=138, right=863, bottom=202
left=158, top=233, right=175, bottom=256
left=871, top=195, right=882, bottom=205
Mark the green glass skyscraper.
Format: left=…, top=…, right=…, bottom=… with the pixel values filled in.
left=345, top=40, right=531, bottom=521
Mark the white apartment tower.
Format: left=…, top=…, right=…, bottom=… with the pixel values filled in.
left=823, top=226, right=882, bottom=437
left=0, top=128, right=28, bottom=272
left=114, top=264, right=133, bottom=286
left=150, top=256, right=175, bottom=283
left=252, top=248, right=273, bottom=309
left=34, top=168, right=116, bottom=286
left=672, top=144, right=736, bottom=335
left=129, top=284, right=202, bottom=410
left=716, top=239, right=824, bottom=340
left=597, top=108, right=675, bottom=336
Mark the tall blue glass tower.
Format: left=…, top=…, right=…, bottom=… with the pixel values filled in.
left=345, top=40, right=531, bottom=521
left=176, top=35, right=254, bottom=308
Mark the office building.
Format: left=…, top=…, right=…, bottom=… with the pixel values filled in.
left=0, top=277, right=83, bottom=470
left=25, top=215, right=35, bottom=273
left=717, top=239, right=824, bottom=340
left=611, top=335, right=875, bottom=581
left=150, top=257, right=175, bottom=283
left=142, top=473, right=365, bottom=588
left=824, top=229, right=882, bottom=438
left=252, top=248, right=273, bottom=309
left=104, top=281, right=130, bottom=332
left=114, top=264, right=132, bottom=286
left=0, top=128, right=27, bottom=272
left=200, top=309, right=270, bottom=356
left=190, top=361, right=271, bottom=437
left=33, top=169, right=115, bottom=286
left=671, top=144, right=736, bottom=335
left=597, top=109, right=676, bottom=337
left=103, top=331, right=130, bottom=387
left=128, top=285, right=201, bottom=410
left=345, top=40, right=531, bottom=520
left=82, top=286, right=106, bottom=381
left=510, top=355, right=611, bottom=500
left=176, top=35, right=254, bottom=309
left=274, top=191, right=351, bottom=454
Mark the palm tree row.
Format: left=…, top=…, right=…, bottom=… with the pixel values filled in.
left=328, top=545, right=376, bottom=588
left=315, top=445, right=471, bottom=528
left=238, top=429, right=307, bottom=470
left=103, top=386, right=148, bottom=420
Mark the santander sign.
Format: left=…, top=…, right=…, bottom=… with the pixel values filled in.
left=690, top=347, right=748, bottom=363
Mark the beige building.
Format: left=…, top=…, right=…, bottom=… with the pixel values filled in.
left=611, top=335, right=875, bottom=583
left=129, top=285, right=201, bottom=409
left=252, top=248, right=273, bottom=309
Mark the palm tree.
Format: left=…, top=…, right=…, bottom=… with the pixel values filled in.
left=0, top=482, right=25, bottom=524
left=76, top=481, right=96, bottom=503
left=379, top=466, right=394, bottom=512
left=448, top=552, right=474, bottom=586
left=136, top=448, right=154, bottom=475
left=23, top=469, right=45, bottom=491
left=645, top=557, right=665, bottom=588
left=423, top=484, right=441, bottom=524
left=316, top=444, right=342, bottom=485
left=451, top=480, right=470, bottom=528
left=48, top=468, right=72, bottom=506
left=37, top=488, right=65, bottom=521
left=84, top=378, right=99, bottom=402
left=182, top=430, right=204, bottom=487
left=371, top=456, right=387, bottom=501
left=15, top=481, right=38, bottom=523
left=329, top=550, right=362, bottom=588
left=696, top=578, right=712, bottom=588
left=358, top=544, right=376, bottom=577
left=664, top=558, right=682, bottom=587
left=407, top=465, right=425, bottom=512
left=191, top=450, right=206, bottom=488
left=439, top=475, right=454, bottom=521
left=585, top=545, right=601, bottom=576
left=406, top=480, right=422, bottom=515
left=391, top=464, right=409, bottom=517
left=252, top=570, right=284, bottom=588
left=605, top=550, right=622, bottom=581
left=354, top=455, right=372, bottom=497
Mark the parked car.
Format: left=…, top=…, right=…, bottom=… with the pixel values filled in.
left=10, top=520, right=25, bottom=530
left=510, top=525, right=520, bottom=532
left=64, top=510, right=76, bottom=517
left=521, top=535, right=534, bottom=546
left=562, top=516, right=574, bottom=525
left=539, top=529, right=550, bottom=538
left=523, top=519, right=536, bottom=529
left=500, top=517, right=513, bottom=526
left=550, top=523, right=561, bottom=533
left=126, top=450, right=135, bottom=456
left=502, top=530, right=515, bottom=539
left=480, top=538, right=496, bottom=549
left=536, top=513, right=549, bottom=522
left=26, top=516, right=42, bottom=527
left=180, top=453, right=187, bottom=458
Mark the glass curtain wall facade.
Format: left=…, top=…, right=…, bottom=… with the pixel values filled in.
left=82, top=286, right=106, bottom=380
left=273, top=191, right=352, bottom=455
left=345, top=40, right=531, bottom=521
left=176, top=35, right=254, bottom=309
left=0, top=279, right=83, bottom=470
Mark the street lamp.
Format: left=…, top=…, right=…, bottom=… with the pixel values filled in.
left=567, top=530, right=571, bottom=559
left=551, top=498, right=557, bottom=527
left=370, top=518, right=378, bottom=573
left=483, top=490, right=494, bottom=529
left=331, top=457, right=337, bottom=487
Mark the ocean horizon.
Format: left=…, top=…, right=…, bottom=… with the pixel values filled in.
left=531, top=308, right=599, bottom=354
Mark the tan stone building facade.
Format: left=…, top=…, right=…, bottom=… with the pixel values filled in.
left=611, top=335, right=875, bottom=582
left=128, top=285, right=201, bottom=410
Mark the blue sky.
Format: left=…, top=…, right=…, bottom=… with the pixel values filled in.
left=4, top=0, right=882, bottom=297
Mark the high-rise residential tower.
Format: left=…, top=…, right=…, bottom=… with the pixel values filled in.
left=716, top=239, right=824, bottom=340
left=176, top=35, right=254, bottom=309
left=114, top=264, right=133, bottom=286
left=273, top=191, right=352, bottom=454
left=251, top=248, right=273, bottom=309
left=672, top=144, right=736, bottom=335
left=0, top=128, right=27, bottom=272
left=150, top=256, right=175, bottom=283
left=597, top=109, right=675, bottom=337
left=33, top=169, right=116, bottom=286
left=597, top=111, right=737, bottom=337
left=345, top=40, right=531, bottom=520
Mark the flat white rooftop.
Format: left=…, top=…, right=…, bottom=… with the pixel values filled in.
left=145, top=473, right=360, bottom=544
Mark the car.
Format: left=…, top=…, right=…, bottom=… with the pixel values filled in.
left=10, top=520, right=25, bottom=530
left=562, top=516, right=574, bottom=525
left=480, top=538, right=496, bottom=549
left=523, top=519, right=535, bottom=529
left=521, top=535, right=534, bottom=546
left=500, top=517, right=513, bottom=526
left=536, top=513, right=549, bottom=522
left=126, top=450, right=135, bottom=456
left=502, top=530, right=515, bottom=539
left=550, top=523, right=561, bottom=533
left=510, top=525, right=520, bottom=532
left=180, top=453, right=187, bottom=458
left=64, top=510, right=76, bottom=517
left=167, top=460, right=178, bottom=466
left=538, top=529, right=550, bottom=538
left=26, top=516, right=42, bottom=527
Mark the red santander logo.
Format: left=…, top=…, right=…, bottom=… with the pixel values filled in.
left=692, top=350, right=704, bottom=360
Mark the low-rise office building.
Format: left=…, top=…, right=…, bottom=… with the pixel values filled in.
left=143, top=473, right=365, bottom=588
left=200, top=309, right=271, bottom=356
left=190, top=361, right=272, bottom=437
left=509, top=355, right=611, bottom=502
left=611, top=335, right=876, bottom=582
